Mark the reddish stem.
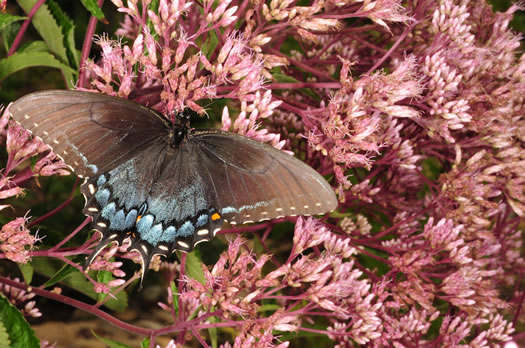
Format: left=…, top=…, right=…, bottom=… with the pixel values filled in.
left=29, top=178, right=81, bottom=228
left=267, top=47, right=339, bottom=82
left=367, top=22, right=416, bottom=74
left=176, top=252, right=187, bottom=343
left=0, top=276, right=222, bottom=337
left=8, top=0, right=46, bottom=56
left=78, top=0, right=105, bottom=88
left=48, top=217, right=92, bottom=251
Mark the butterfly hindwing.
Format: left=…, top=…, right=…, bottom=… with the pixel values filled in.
left=80, top=138, right=224, bottom=275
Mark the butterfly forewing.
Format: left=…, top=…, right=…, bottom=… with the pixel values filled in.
left=9, top=90, right=170, bottom=177
left=191, top=130, right=338, bottom=224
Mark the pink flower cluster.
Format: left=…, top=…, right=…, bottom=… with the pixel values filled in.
left=0, top=277, right=41, bottom=318
left=0, top=216, right=37, bottom=264
left=0, top=108, right=69, bottom=211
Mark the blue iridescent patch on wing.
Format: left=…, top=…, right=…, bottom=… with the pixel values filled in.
left=136, top=215, right=154, bottom=235
left=142, top=223, right=163, bottom=245
left=97, top=175, right=107, bottom=187
left=95, top=188, right=110, bottom=206
left=110, top=209, right=126, bottom=230
left=124, top=209, right=137, bottom=229
left=160, top=226, right=177, bottom=242
left=177, top=221, right=195, bottom=237
left=101, top=202, right=116, bottom=219
left=88, top=164, right=98, bottom=174
left=196, top=214, right=208, bottom=227
left=221, top=206, right=237, bottom=214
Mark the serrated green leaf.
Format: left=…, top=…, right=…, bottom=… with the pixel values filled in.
left=2, top=22, right=20, bottom=53
left=208, top=316, right=218, bottom=348
left=149, top=0, right=160, bottom=11
left=258, top=304, right=281, bottom=312
left=32, top=257, right=128, bottom=312
left=272, top=72, right=320, bottom=101
left=19, top=40, right=48, bottom=53
left=0, top=51, right=75, bottom=81
left=46, top=0, right=77, bottom=64
left=170, top=281, right=179, bottom=314
left=422, top=157, right=443, bottom=180
left=16, top=0, right=68, bottom=63
left=91, top=330, right=130, bottom=348
left=80, top=0, right=106, bottom=22
left=65, top=26, right=79, bottom=71
left=0, top=320, right=10, bottom=348
left=0, top=294, right=39, bottom=348
left=96, top=270, right=112, bottom=284
left=29, top=155, right=38, bottom=172
left=141, top=338, right=150, bottom=348
left=96, top=270, right=113, bottom=303
left=146, top=0, right=160, bottom=33
left=46, top=0, right=78, bottom=85
left=0, top=13, right=26, bottom=32
left=42, top=263, right=77, bottom=288
left=202, top=30, right=219, bottom=59
left=17, top=263, right=33, bottom=284
left=185, top=249, right=205, bottom=284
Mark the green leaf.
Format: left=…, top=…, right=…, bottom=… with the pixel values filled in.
left=16, top=0, right=77, bottom=87
left=140, top=338, right=150, bottom=348
left=170, top=281, right=179, bottom=314
left=208, top=316, right=218, bottom=348
left=42, top=263, right=78, bottom=288
left=149, top=0, right=160, bottom=12
left=146, top=0, right=160, bottom=33
left=65, top=27, right=80, bottom=74
left=422, top=157, right=443, bottom=181
left=0, top=294, right=40, bottom=348
left=17, top=263, right=33, bottom=284
left=258, top=303, right=281, bottom=312
left=19, top=40, right=48, bottom=53
left=0, top=51, right=75, bottom=82
left=91, top=330, right=130, bottom=348
left=32, top=257, right=128, bottom=312
left=201, top=30, right=219, bottom=59
left=46, top=0, right=78, bottom=64
left=46, top=0, right=78, bottom=84
left=185, top=249, right=206, bottom=284
left=272, top=71, right=321, bottom=101
left=0, top=320, right=10, bottom=348
left=16, top=0, right=68, bottom=63
left=2, top=22, right=20, bottom=53
left=96, top=270, right=113, bottom=303
left=80, top=0, right=106, bottom=22
left=0, top=13, right=26, bottom=32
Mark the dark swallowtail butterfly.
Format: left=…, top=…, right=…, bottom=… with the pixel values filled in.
left=9, top=90, right=337, bottom=279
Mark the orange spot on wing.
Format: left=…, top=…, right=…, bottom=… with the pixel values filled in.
left=136, top=215, right=142, bottom=222
left=211, top=213, right=221, bottom=221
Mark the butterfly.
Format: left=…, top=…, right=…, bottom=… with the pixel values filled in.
left=9, top=90, right=337, bottom=280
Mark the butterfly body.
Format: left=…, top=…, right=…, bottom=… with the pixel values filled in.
left=9, top=90, right=337, bottom=277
